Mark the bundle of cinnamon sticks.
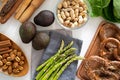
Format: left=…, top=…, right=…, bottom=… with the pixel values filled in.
left=0, top=40, right=12, bottom=54
left=14, top=0, right=45, bottom=23
left=0, top=0, right=45, bottom=24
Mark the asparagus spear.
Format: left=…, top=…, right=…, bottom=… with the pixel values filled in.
left=36, top=48, right=76, bottom=80
left=53, top=56, right=84, bottom=80
left=63, top=41, right=73, bottom=52
left=48, top=67, right=61, bottom=80
left=41, top=54, right=76, bottom=80
left=40, top=62, right=62, bottom=80
left=47, top=52, right=76, bottom=80
left=36, top=55, right=64, bottom=80
left=48, top=52, right=79, bottom=80
left=37, top=62, right=56, bottom=80
left=36, top=41, right=73, bottom=71
left=35, top=61, right=53, bottom=80
left=55, top=48, right=76, bottom=60
left=59, top=40, right=65, bottom=52
left=36, top=40, right=65, bottom=71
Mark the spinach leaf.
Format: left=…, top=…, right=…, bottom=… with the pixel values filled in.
left=87, top=0, right=120, bottom=23
left=102, top=0, right=116, bottom=22
left=90, top=6, right=102, bottom=17
left=113, top=0, right=120, bottom=19
left=114, top=17, right=120, bottom=22
left=87, top=0, right=102, bottom=17
left=87, top=0, right=111, bottom=17
left=88, top=0, right=111, bottom=8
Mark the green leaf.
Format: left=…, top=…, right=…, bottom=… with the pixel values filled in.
left=86, top=0, right=102, bottom=17
left=102, top=0, right=116, bottom=22
left=88, top=0, right=111, bottom=8
left=87, top=0, right=111, bottom=17
left=90, top=7, right=102, bottom=17
left=114, top=17, right=120, bottom=23
left=113, top=0, right=120, bottom=19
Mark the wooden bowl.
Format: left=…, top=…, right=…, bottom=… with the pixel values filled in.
left=76, top=21, right=120, bottom=80
left=0, top=33, right=29, bottom=77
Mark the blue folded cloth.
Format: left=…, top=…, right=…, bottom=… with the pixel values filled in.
left=32, top=30, right=82, bottom=80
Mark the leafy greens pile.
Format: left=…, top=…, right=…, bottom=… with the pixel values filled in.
left=87, top=0, right=120, bottom=22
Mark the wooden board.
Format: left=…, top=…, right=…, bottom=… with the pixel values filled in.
left=0, top=33, right=29, bottom=77
left=0, top=0, right=23, bottom=24
left=76, top=21, right=120, bottom=80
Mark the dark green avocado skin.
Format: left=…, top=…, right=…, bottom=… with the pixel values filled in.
left=32, top=32, right=50, bottom=50
left=19, top=22, right=36, bottom=43
left=34, top=10, right=55, bottom=27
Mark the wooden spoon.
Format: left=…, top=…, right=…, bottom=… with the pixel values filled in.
left=0, top=33, right=29, bottom=77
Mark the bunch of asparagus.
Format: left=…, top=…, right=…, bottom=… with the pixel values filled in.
left=35, top=40, right=83, bottom=80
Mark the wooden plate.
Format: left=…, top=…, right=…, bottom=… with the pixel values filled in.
left=0, top=0, right=23, bottom=24
left=76, top=21, right=120, bottom=80
left=0, top=33, right=29, bottom=77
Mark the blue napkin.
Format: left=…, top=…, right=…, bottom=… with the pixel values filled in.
left=32, top=30, right=82, bottom=80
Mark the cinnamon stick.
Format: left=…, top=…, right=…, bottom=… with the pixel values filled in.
left=0, top=49, right=12, bottom=54
left=0, top=47, right=9, bottom=52
left=0, top=40, right=11, bottom=48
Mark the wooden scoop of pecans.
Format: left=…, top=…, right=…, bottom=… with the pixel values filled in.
left=0, top=40, right=26, bottom=75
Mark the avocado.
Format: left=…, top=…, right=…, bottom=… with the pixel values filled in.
left=34, top=10, right=55, bottom=27
left=19, top=21, right=36, bottom=43
left=32, top=32, right=50, bottom=50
